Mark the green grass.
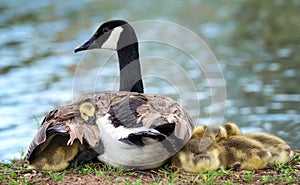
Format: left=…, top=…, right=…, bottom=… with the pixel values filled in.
left=1, top=153, right=299, bottom=184
left=261, top=153, right=300, bottom=184
left=48, top=171, right=65, bottom=182
left=244, top=171, right=254, bottom=183
left=0, top=160, right=32, bottom=185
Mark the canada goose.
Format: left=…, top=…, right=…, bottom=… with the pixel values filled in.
left=26, top=101, right=100, bottom=171
left=244, top=132, right=294, bottom=164
left=74, top=20, right=194, bottom=169
left=171, top=124, right=271, bottom=173
left=26, top=20, right=194, bottom=171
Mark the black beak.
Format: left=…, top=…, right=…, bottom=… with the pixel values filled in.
left=87, top=116, right=96, bottom=124
left=74, top=36, right=97, bottom=53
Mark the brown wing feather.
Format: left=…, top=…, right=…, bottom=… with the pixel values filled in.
left=26, top=123, right=70, bottom=161
left=137, top=94, right=194, bottom=141
left=78, top=123, right=100, bottom=148
left=26, top=122, right=51, bottom=160
left=26, top=103, right=83, bottom=160
left=101, top=91, right=194, bottom=141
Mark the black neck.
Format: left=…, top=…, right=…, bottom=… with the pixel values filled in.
left=117, top=43, right=144, bottom=93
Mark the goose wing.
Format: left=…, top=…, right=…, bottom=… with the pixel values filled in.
left=26, top=101, right=100, bottom=162
left=26, top=107, right=70, bottom=161
left=140, top=94, right=194, bottom=141
left=96, top=91, right=194, bottom=150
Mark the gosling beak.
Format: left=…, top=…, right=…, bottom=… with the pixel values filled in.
left=74, top=36, right=98, bottom=53
left=87, top=116, right=96, bottom=124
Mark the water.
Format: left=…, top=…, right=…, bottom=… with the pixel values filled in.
left=0, top=0, right=299, bottom=162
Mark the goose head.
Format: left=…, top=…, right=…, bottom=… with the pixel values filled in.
left=79, top=102, right=96, bottom=124
left=74, top=20, right=144, bottom=93
left=74, top=20, right=137, bottom=52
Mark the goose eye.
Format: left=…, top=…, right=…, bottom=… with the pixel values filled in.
left=103, top=27, right=110, bottom=33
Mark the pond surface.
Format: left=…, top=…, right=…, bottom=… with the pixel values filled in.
left=0, top=0, right=299, bottom=162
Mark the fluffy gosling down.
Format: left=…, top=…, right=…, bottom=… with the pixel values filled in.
left=244, top=132, right=293, bottom=164
left=170, top=123, right=294, bottom=173
left=79, top=102, right=96, bottom=124
left=28, top=136, right=83, bottom=171
left=171, top=123, right=244, bottom=173
left=27, top=102, right=98, bottom=171
left=190, top=122, right=241, bottom=141
left=218, top=135, right=271, bottom=171
left=222, top=122, right=242, bottom=137
left=171, top=128, right=222, bottom=172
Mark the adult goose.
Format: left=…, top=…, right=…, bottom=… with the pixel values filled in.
left=26, top=20, right=194, bottom=171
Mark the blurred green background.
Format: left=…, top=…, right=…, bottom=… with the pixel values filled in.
left=0, top=0, right=299, bottom=162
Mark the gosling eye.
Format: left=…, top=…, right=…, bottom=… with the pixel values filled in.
left=103, top=27, right=110, bottom=33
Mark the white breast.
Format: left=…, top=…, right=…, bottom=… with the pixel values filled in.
left=96, top=114, right=171, bottom=169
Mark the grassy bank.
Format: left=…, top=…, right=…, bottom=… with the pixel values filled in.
left=1, top=150, right=299, bottom=185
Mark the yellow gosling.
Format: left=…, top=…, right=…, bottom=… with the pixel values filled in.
left=79, top=102, right=96, bottom=124
left=219, top=135, right=271, bottom=170
left=171, top=136, right=225, bottom=173
left=222, top=122, right=242, bottom=137
left=28, top=135, right=82, bottom=171
left=244, top=132, right=294, bottom=164
left=191, top=125, right=228, bottom=142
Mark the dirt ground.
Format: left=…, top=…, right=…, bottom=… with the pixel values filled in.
left=3, top=150, right=300, bottom=185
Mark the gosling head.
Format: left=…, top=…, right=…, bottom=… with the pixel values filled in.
left=191, top=125, right=228, bottom=142
left=223, top=122, right=242, bottom=137
left=191, top=125, right=207, bottom=139
left=206, top=125, right=228, bottom=142
left=74, top=20, right=137, bottom=52
left=79, top=102, right=96, bottom=124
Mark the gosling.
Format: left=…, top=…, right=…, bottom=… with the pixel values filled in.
left=79, top=101, right=96, bottom=124
left=190, top=122, right=241, bottom=142
left=28, top=135, right=83, bottom=171
left=244, top=132, right=294, bottom=164
left=171, top=125, right=225, bottom=172
left=28, top=102, right=97, bottom=171
left=222, top=122, right=242, bottom=137
left=171, top=124, right=271, bottom=173
left=219, top=135, right=271, bottom=170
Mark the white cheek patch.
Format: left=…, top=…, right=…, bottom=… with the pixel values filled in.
left=101, top=26, right=123, bottom=50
